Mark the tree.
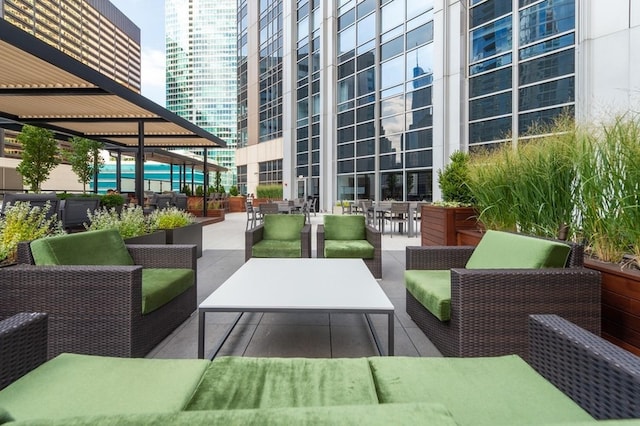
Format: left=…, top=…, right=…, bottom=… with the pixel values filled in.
left=66, top=137, right=104, bottom=193
left=15, top=125, right=59, bottom=193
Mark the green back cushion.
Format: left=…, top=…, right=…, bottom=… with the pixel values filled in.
left=30, top=229, right=134, bottom=266
left=369, top=355, right=594, bottom=426
left=4, top=403, right=457, bottom=426
left=404, top=270, right=451, bottom=321
left=142, top=268, right=194, bottom=314
left=185, top=356, right=379, bottom=410
left=0, top=354, right=209, bottom=422
left=465, top=230, right=571, bottom=269
left=324, top=215, right=366, bottom=240
left=263, top=214, right=305, bottom=241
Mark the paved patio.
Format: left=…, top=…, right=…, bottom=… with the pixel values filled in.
left=147, top=211, right=442, bottom=359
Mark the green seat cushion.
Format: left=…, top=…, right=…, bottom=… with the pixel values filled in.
left=141, top=268, right=194, bottom=314
left=324, top=215, right=366, bottom=240
left=368, top=355, right=594, bottom=426
left=0, top=353, right=209, bottom=422
left=30, top=229, right=134, bottom=266
left=7, top=403, right=457, bottom=426
left=252, top=240, right=302, bottom=258
left=263, top=214, right=305, bottom=241
left=465, top=230, right=571, bottom=269
left=404, top=270, right=451, bottom=321
left=325, top=240, right=374, bottom=259
left=185, top=356, right=379, bottom=410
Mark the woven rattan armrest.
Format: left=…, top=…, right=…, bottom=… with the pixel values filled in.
left=245, top=225, right=265, bottom=261
left=126, top=244, right=196, bottom=269
left=529, top=314, right=640, bottom=420
left=0, top=312, right=48, bottom=390
left=300, top=224, right=312, bottom=258
left=406, top=246, right=475, bottom=270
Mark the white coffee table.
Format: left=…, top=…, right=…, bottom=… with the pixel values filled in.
left=198, top=258, right=394, bottom=359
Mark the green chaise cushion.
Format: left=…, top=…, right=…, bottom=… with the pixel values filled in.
left=325, top=240, right=374, bottom=259
left=0, top=354, right=209, bottom=422
left=404, top=270, right=451, bottom=321
left=465, top=230, right=571, bottom=269
left=142, top=268, right=194, bottom=314
left=324, top=215, right=366, bottom=240
left=30, top=229, right=134, bottom=266
left=6, top=403, right=457, bottom=426
left=185, top=356, right=379, bottom=410
left=263, top=214, right=305, bottom=241
left=252, top=240, right=302, bottom=258
left=368, top=355, right=594, bottom=426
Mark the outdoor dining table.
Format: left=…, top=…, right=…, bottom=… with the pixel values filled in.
left=369, top=202, right=418, bottom=237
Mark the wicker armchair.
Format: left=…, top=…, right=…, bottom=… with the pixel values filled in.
left=405, top=239, right=601, bottom=360
left=245, top=214, right=311, bottom=261
left=0, top=312, right=48, bottom=390
left=0, top=242, right=197, bottom=359
left=317, top=215, right=382, bottom=278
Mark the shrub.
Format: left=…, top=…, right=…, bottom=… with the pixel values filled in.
left=181, top=185, right=192, bottom=196
left=195, top=185, right=204, bottom=196
left=0, top=201, right=65, bottom=263
left=85, top=205, right=152, bottom=239
left=148, top=207, right=195, bottom=229
left=256, top=184, right=283, bottom=199
left=229, top=185, right=239, bottom=196
left=100, top=193, right=125, bottom=209
left=438, top=151, right=475, bottom=205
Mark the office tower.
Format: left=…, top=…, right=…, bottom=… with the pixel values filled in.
left=237, top=1, right=638, bottom=211
left=1, top=0, right=141, bottom=91
left=166, top=0, right=238, bottom=191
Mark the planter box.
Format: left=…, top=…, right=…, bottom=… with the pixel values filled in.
left=124, top=230, right=166, bottom=245
left=228, top=196, right=246, bottom=213
left=421, top=205, right=479, bottom=246
left=456, top=229, right=484, bottom=246
left=584, top=258, right=640, bottom=357
left=163, top=222, right=203, bottom=258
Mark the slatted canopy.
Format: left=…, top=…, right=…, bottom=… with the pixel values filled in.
left=0, top=20, right=226, bottom=149
left=0, top=20, right=226, bottom=205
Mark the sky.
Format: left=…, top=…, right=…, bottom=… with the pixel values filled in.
left=109, top=0, right=166, bottom=106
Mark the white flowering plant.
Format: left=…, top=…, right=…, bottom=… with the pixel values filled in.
left=85, top=205, right=155, bottom=239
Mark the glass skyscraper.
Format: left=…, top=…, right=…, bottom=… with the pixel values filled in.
left=236, top=0, right=638, bottom=212
left=166, top=0, right=238, bottom=191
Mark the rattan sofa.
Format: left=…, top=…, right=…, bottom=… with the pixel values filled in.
left=0, top=232, right=197, bottom=359
left=1, top=314, right=639, bottom=424
left=405, top=232, right=601, bottom=360
left=0, top=313, right=47, bottom=390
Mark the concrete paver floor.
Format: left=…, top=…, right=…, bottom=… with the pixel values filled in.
left=147, top=211, right=442, bottom=359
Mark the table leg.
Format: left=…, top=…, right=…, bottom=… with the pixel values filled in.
left=388, top=312, right=395, bottom=356
left=198, top=310, right=205, bottom=359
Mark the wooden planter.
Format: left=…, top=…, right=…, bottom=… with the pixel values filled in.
left=456, top=229, right=484, bottom=246
left=228, top=196, right=246, bottom=213
left=124, top=230, right=166, bottom=245
left=584, top=258, right=640, bottom=357
left=421, top=205, right=480, bottom=246
left=163, top=222, right=203, bottom=258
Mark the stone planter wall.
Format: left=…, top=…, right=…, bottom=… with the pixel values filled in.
left=164, top=222, right=203, bottom=258
left=421, top=205, right=480, bottom=246
left=584, top=258, right=640, bottom=356
left=124, top=230, right=166, bottom=245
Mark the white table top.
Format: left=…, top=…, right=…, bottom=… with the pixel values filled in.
left=199, top=258, right=394, bottom=312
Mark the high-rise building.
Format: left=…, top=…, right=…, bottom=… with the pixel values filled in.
left=236, top=0, right=640, bottom=212
left=165, top=0, right=238, bottom=191
left=1, top=0, right=141, bottom=92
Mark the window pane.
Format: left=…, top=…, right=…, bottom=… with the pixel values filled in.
left=381, top=36, right=404, bottom=61
left=470, top=0, right=512, bottom=29
left=357, top=13, right=375, bottom=44
left=357, top=139, right=376, bottom=156
left=469, top=92, right=512, bottom=120
left=520, top=0, right=575, bottom=46
left=381, top=0, right=405, bottom=33
left=470, top=15, right=512, bottom=63
left=338, top=76, right=355, bottom=103
left=407, top=22, right=434, bottom=50
left=356, top=157, right=375, bottom=172
left=406, top=128, right=432, bottom=150
left=338, top=25, right=356, bottom=56
left=469, top=116, right=512, bottom=143
left=519, top=77, right=574, bottom=111
left=381, top=56, right=405, bottom=89
left=519, top=49, right=574, bottom=86
left=469, top=67, right=512, bottom=98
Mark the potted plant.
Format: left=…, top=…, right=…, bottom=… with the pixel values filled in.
left=0, top=201, right=65, bottom=266
left=228, top=185, right=246, bottom=213
left=85, top=205, right=165, bottom=244
left=148, top=207, right=203, bottom=257
left=422, top=151, right=479, bottom=246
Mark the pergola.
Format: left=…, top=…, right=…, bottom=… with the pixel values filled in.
left=0, top=20, right=226, bottom=207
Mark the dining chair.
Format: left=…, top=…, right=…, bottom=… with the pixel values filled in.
left=385, top=202, right=410, bottom=237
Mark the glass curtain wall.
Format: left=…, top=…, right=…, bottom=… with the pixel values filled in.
left=468, top=0, right=575, bottom=151
left=259, top=0, right=284, bottom=143
left=335, top=0, right=435, bottom=203
left=295, top=0, right=321, bottom=202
